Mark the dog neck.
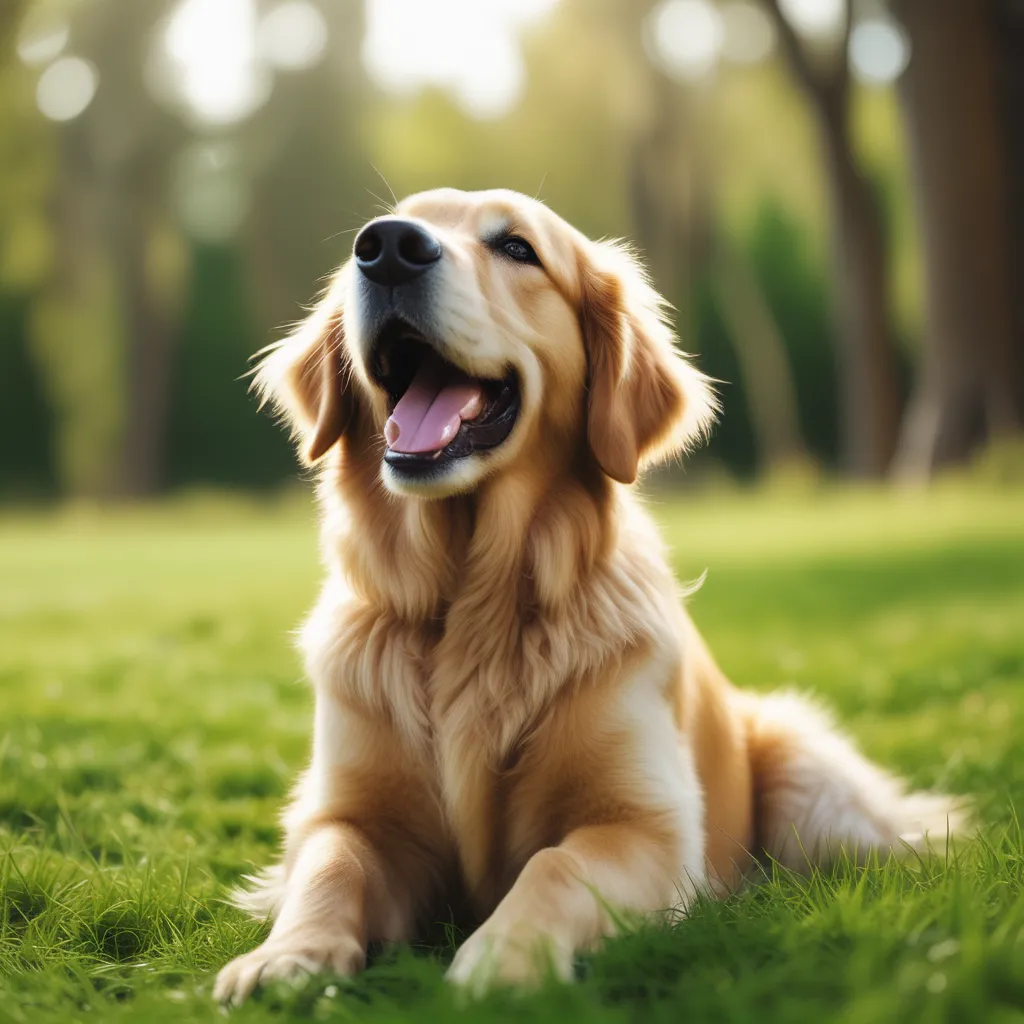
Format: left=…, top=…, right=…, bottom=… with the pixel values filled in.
left=319, top=435, right=615, bottom=624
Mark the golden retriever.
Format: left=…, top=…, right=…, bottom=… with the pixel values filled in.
left=214, top=188, right=960, bottom=1003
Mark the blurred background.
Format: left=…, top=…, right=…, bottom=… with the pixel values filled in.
left=0, top=0, right=1022, bottom=500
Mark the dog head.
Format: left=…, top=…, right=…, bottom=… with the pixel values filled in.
left=256, top=188, right=715, bottom=498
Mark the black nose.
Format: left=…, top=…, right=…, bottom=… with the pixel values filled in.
left=354, top=218, right=442, bottom=287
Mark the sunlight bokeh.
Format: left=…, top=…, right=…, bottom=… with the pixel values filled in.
left=16, top=0, right=914, bottom=127
left=135, top=0, right=561, bottom=126
left=15, top=15, right=68, bottom=68
left=258, top=1, right=328, bottom=72
left=779, top=0, right=845, bottom=40
left=646, top=0, right=726, bottom=81
left=362, top=0, right=559, bottom=119
left=645, top=0, right=780, bottom=81
left=720, top=1, right=776, bottom=65
left=849, top=16, right=911, bottom=86
left=35, top=56, right=98, bottom=122
left=156, top=0, right=271, bottom=126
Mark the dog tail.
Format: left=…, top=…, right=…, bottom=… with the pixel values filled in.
left=738, top=690, right=967, bottom=872
left=229, top=863, right=287, bottom=919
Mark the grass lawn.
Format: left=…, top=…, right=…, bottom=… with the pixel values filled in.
left=2, top=481, right=1023, bottom=1023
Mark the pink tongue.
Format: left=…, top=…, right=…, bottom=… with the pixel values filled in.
left=385, top=352, right=485, bottom=454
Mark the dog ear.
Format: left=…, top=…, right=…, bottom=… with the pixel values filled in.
left=252, top=275, right=355, bottom=465
left=578, top=241, right=716, bottom=484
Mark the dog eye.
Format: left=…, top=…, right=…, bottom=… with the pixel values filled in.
left=499, top=236, right=541, bottom=266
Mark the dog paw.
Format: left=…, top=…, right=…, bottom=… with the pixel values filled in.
left=214, top=935, right=365, bottom=1005
left=446, top=925, right=573, bottom=997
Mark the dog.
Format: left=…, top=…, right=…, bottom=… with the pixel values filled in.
left=214, top=188, right=961, bottom=1003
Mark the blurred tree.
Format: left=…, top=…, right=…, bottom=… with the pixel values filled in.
left=4, top=0, right=961, bottom=494
left=711, top=231, right=807, bottom=471
left=90, top=0, right=188, bottom=498
left=0, top=0, right=57, bottom=495
left=614, top=0, right=702, bottom=331
left=628, top=72, right=697, bottom=308
left=747, top=199, right=839, bottom=467
left=891, top=0, right=1023, bottom=480
left=167, top=0, right=372, bottom=487
left=243, top=1, right=373, bottom=339
left=995, top=0, right=1024, bottom=425
left=693, top=272, right=758, bottom=476
left=22, top=0, right=374, bottom=497
left=28, top=0, right=189, bottom=497
left=707, top=59, right=841, bottom=472
left=165, top=243, right=293, bottom=488
left=762, top=0, right=901, bottom=477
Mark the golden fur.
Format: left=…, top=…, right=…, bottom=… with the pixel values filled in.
left=214, top=189, right=961, bottom=1003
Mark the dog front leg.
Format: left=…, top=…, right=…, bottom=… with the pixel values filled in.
left=214, top=821, right=389, bottom=1004
left=447, top=821, right=698, bottom=993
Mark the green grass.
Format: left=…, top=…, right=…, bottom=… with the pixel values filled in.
left=2, top=482, right=1023, bottom=1023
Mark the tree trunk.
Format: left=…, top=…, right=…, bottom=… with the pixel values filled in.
left=712, top=235, right=808, bottom=470
left=86, top=0, right=186, bottom=497
left=110, top=175, right=182, bottom=498
left=761, top=0, right=902, bottom=477
left=994, top=0, right=1024, bottom=418
left=626, top=42, right=699, bottom=331
left=891, top=0, right=1022, bottom=481
left=30, top=127, right=123, bottom=497
left=817, top=102, right=902, bottom=477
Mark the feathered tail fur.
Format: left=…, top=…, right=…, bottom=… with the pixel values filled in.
left=741, top=690, right=967, bottom=871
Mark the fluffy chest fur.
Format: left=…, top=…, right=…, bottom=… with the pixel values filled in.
left=298, top=462, right=683, bottom=904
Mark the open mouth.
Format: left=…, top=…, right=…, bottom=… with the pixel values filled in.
left=371, top=324, right=520, bottom=478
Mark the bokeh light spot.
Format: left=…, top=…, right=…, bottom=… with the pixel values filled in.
left=17, top=17, right=69, bottom=68
left=36, top=57, right=98, bottom=122
left=778, top=0, right=845, bottom=41
left=720, top=1, right=776, bottom=65
left=850, top=17, right=911, bottom=87
left=160, top=0, right=271, bottom=126
left=646, top=0, right=724, bottom=81
left=361, top=0, right=557, bottom=120
left=258, top=1, right=328, bottom=72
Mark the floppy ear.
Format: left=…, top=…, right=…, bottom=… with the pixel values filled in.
left=578, top=242, right=716, bottom=484
left=252, top=276, right=355, bottom=464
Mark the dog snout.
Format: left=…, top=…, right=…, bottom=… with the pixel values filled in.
left=354, top=218, right=442, bottom=287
